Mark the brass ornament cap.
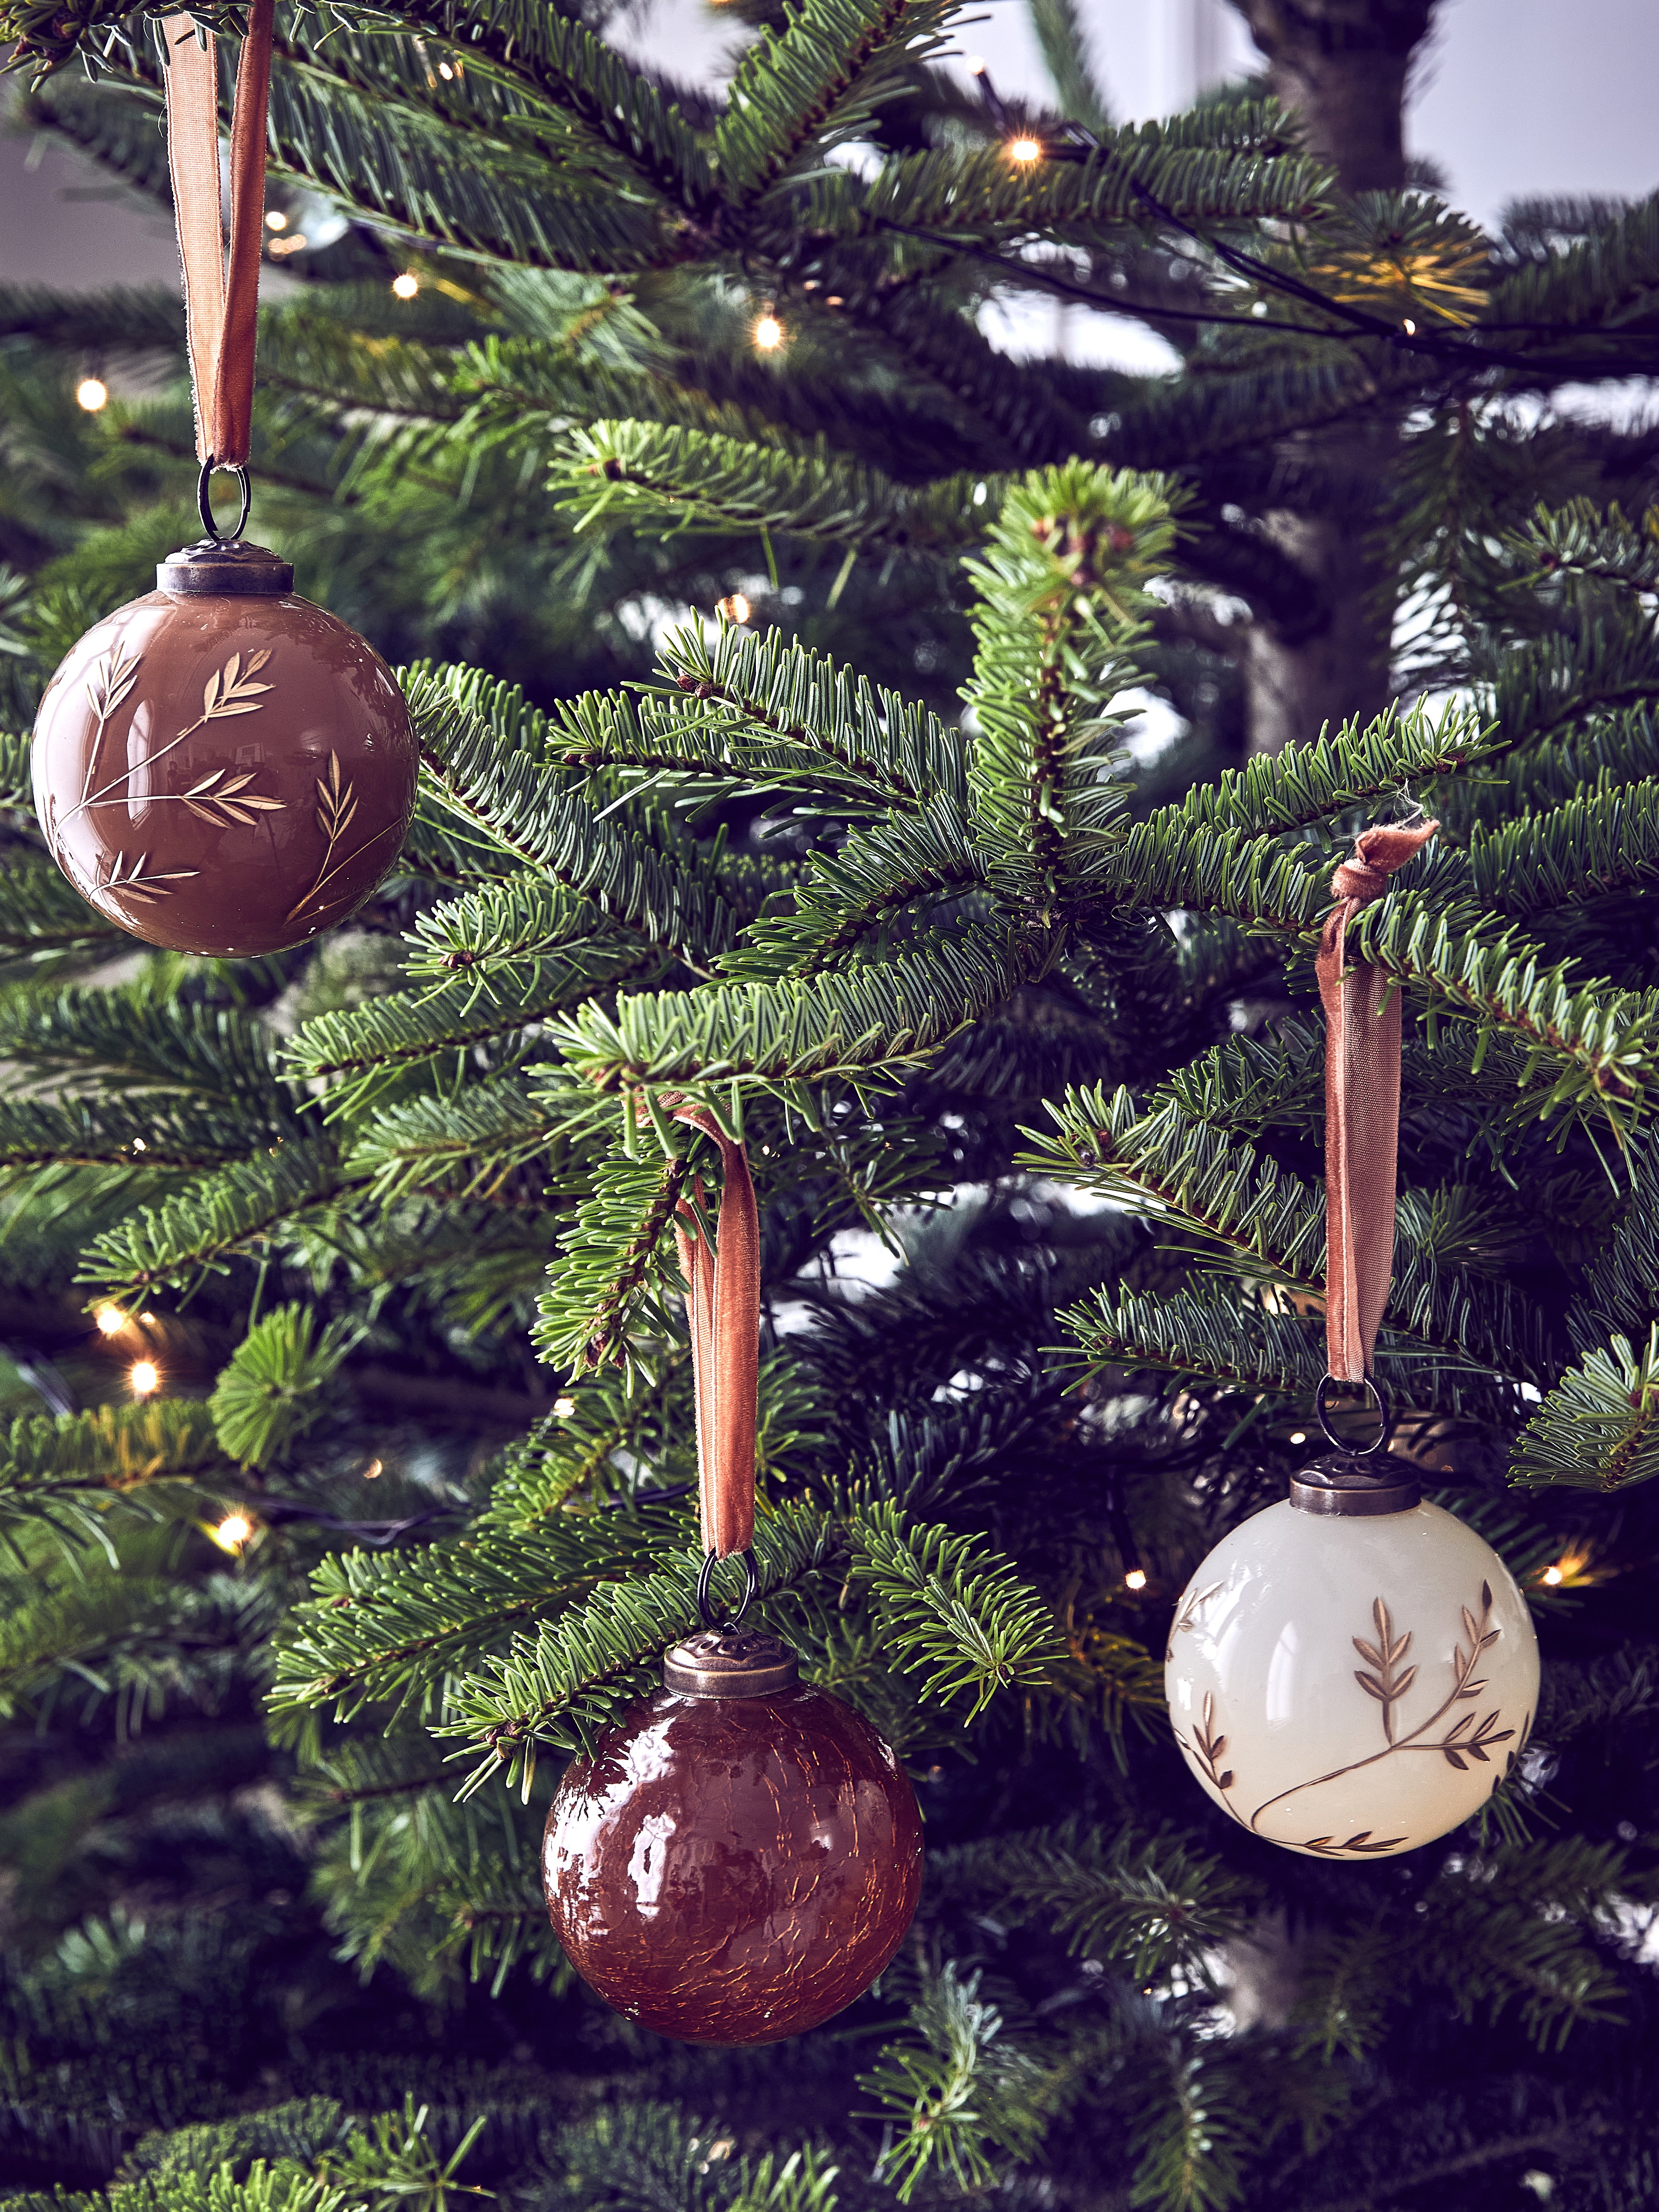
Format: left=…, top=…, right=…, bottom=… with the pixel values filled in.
left=662, top=1626, right=801, bottom=1697
left=543, top=1679, right=924, bottom=2044
left=31, top=559, right=416, bottom=958
left=1289, top=1451, right=1422, bottom=1517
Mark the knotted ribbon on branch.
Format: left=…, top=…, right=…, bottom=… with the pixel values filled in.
left=1316, top=820, right=1438, bottom=1386
left=669, top=1106, right=759, bottom=1560
left=161, top=0, right=274, bottom=467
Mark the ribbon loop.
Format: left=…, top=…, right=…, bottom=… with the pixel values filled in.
left=162, top=0, right=274, bottom=475
left=1316, top=819, right=1438, bottom=1387
left=667, top=1105, right=759, bottom=1561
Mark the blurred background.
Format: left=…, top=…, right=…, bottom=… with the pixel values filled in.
left=6, top=0, right=1659, bottom=297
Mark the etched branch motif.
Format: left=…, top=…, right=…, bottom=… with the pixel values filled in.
left=1165, top=1580, right=1222, bottom=1662
left=178, top=766, right=287, bottom=828
left=93, top=849, right=200, bottom=906
left=283, top=748, right=400, bottom=926
left=1353, top=1597, right=1416, bottom=1745
left=1174, top=1580, right=1523, bottom=1860
left=52, top=649, right=285, bottom=909
left=1172, top=1690, right=1252, bottom=1831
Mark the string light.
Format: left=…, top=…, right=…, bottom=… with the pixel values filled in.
left=76, top=377, right=108, bottom=412
left=966, top=54, right=986, bottom=73
left=265, top=209, right=288, bottom=231
left=94, top=1304, right=126, bottom=1336
left=553, top=1396, right=576, bottom=1418
left=1124, top=1568, right=1148, bottom=1591
left=1288, top=1430, right=1307, bottom=1445
left=1542, top=1565, right=1564, bottom=1586
left=752, top=313, right=784, bottom=352
left=268, top=235, right=308, bottom=258
left=212, top=1512, right=254, bottom=1552
left=392, top=272, right=420, bottom=299
left=129, top=1359, right=159, bottom=1396
left=438, top=60, right=454, bottom=78
left=363, top=1457, right=384, bottom=1480
left=1403, top=317, right=1418, bottom=334
left=716, top=592, right=752, bottom=625
left=1007, top=137, right=1043, bottom=165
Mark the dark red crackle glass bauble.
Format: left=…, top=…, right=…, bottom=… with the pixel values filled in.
left=543, top=1628, right=923, bottom=2045
left=31, top=538, right=416, bottom=958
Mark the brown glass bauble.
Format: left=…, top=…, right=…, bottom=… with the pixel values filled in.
left=543, top=1628, right=924, bottom=2045
left=32, top=539, right=417, bottom=957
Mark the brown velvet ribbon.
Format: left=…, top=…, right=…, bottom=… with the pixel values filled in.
left=1316, top=820, right=1438, bottom=1385
left=669, top=1108, right=760, bottom=1559
left=162, top=0, right=274, bottom=468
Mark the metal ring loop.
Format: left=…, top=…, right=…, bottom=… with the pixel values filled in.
left=1315, top=1373, right=1393, bottom=1457
left=198, top=458, right=252, bottom=545
left=697, top=1547, right=758, bottom=1630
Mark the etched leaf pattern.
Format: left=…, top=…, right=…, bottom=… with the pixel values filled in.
left=1352, top=1596, right=1417, bottom=1745
left=283, top=746, right=400, bottom=926
left=1176, top=1579, right=1521, bottom=1859
left=55, top=647, right=285, bottom=903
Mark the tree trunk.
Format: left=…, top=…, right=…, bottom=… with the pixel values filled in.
left=1227, top=1, right=1438, bottom=753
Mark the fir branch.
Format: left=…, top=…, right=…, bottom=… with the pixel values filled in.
left=848, top=1501, right=1065, bottom=1717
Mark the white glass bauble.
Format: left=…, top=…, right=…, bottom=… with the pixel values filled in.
left=1165, top=1499, right=1539, bottom=1859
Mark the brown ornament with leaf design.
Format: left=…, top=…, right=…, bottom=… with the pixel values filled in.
left=32, top=538, right=416, bottom=958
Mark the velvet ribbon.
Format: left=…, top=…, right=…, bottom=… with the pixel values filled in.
left=669, top=1108, right=760, bottom=1560
left=161, top=0, right=275, bottom=468
left=1316, top=820, right=1438, bottom=1385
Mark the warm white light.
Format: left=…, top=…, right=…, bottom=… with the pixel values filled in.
left=129, top=1360, right=160, bottom=1396
left=76, top=377, right=108, bottom=412
left=438, top=60, right=454, bottom=77
left=213, top=1512, right=254, bottom=1551
left=753, top=314, right=784, bottom=352
left=1541, top=1565, right=1564, bottom=1586
left=131, top=1137, right=146, bottom=1151
left=1124, top=1568, right=1148, bottom=1591
left=392, top=272, right=420, bottom=299
left=363, top=1457, right=384, bottom=1480
left=553, top=1396, right=576, bottom=1418
left=966, top=54, right=985, bottom=72
left=265, top=209, right=288, bottom=231
left=95, top=1304, right=126, bottom=1336
left=1402, top=317, right=1417, bottom=334
left=716, top=593, right=752, bottom=625
left=268, top=235, right=308, bottom=258
left=1288, top=1431, right=1307, bottom=1445
left=1007, top=137, right=1043, bottom=165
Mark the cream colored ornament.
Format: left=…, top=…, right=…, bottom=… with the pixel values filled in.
left=1165, top=1469, right=1539, bottom=1860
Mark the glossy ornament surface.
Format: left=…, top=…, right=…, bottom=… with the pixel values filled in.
left=1166, top=1496, right=1539, bottom=1859
left=32, top=541, right=415, bottom=957
left=543, top=1661, right=923, bottom=2044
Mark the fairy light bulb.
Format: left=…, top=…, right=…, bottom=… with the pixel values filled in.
left=76, top=378, right=108, bottom=412
left=265, top=210, right=287, bottom=231
left=95, top=1304, right=126, bottom=1335
left=213, top=1512, right=253, bottom=1551
left=129, top=1359, right=160, bottom=1396
left=752, top=314, right=784, bottom=352
left=1007, top=137, right=1043, bottom=165
left=1541, top=1565, right=1564, bottom=1586
left=392, top=272, right=420, bottom=300
left=1166, top=1451, right=1539, bottom=1859
left=716, top=593, right=752, bottom=625
left=1124, top=1568, right=1148, bottom=1591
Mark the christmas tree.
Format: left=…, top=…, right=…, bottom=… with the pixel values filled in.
left=3, top=0, right=1659, bottom=2206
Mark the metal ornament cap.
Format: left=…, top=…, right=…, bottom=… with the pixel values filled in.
left=156, top=537, right=295, bottom=596
left=1289, top=1451, right=1423, bottom=1517
left=663, top=1626, right=800, bottom=1698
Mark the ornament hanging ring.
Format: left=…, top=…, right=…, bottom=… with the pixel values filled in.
left=1315, top=1373, right=1393, bottom=1457
left=697, top=1547, right=758, bottom=1630
left=198, top=458, right=252, bottom=545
